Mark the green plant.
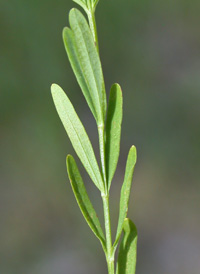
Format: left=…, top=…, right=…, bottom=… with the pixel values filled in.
left=51, top=0, right=137, bottom=273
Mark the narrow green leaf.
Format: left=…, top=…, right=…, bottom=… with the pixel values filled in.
left=114, top=146, right=137, bottom=247
left=51, top=83, right=104, bottom=192
left=105, top=83, right=123, bottom=189
left=63, top=8, right=106, bottom=125
left=67, top=155, right=106, bottom=251
left=116, top=218, right=138, bottom=274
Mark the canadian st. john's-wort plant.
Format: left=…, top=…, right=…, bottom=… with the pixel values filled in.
left=51, top=0, right=138, bottom=273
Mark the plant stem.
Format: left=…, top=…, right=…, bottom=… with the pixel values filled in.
left=98, top=124, right=114, bottom=273
left=98, top=125, right=114, bottom=273
left=102, top=193, right=114, bottom=274
left=98, top=125, right=107, bottom=187
left=88, top=8, right=106, bottom=186
left=88, top=7, right=114, bottom=273
left=87, top=9, right=99, bottom=53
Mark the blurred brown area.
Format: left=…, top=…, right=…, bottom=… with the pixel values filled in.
left=0, top=0, right=200, bottom=273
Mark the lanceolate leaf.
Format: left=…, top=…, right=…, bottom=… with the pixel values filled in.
left=51, top=84, right=104, bottom=192
left=67, top=155, right=106, bottom=251
left=105, top=84, right=123, bottom=189
left=63, top=8, right=106, bottom=125
left=114, top=146, right=137, bottom=247
left=116, top=218, right=138, bottom=274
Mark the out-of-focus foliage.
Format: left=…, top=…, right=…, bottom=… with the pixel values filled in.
left=0, top=0, right=200, bottom=273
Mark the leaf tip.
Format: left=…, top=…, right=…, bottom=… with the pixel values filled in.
left=130, top=145, right=136, bottom=152
left=114, top=82, right=122, bottom=90
left=111, top=83, right=122, bottom=95
left=66, top=154, right=74, bottom=165
left=66, top=154, right=71, bottom=161
left=130, top=145, right=137, bottom=162
left=69, top=7, right=80, bottom=20
left=51, top=83, right=58, bottom=95
left=62, top=26, right=69, bottom=36
left=124, top=218, right=138, bottom=234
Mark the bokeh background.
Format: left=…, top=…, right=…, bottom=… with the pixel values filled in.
left=1, top=0, right=200, bottom=273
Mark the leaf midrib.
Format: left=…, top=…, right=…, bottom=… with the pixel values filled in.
left=67, top=28, right=97, bottom=120
left=62, top=96, right=102, bottom=190
left=114, top=164, right=135, bottom=247
left=73, top=10, right=103, bottom=124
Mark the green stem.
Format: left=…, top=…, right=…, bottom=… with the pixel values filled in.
left=87, top=6, right=114, bottom=273
left=98, top=123, right=114, bottom=274
left=87, top=9, right=99, bottom=53
left=102, top=193, right=114, bottom=274
left=98, top=125, right=107, bottom=188
left=99, top=124, right=114, bottom=273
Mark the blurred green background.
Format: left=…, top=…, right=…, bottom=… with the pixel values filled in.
left=1, top=0, right=200, bottom=273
